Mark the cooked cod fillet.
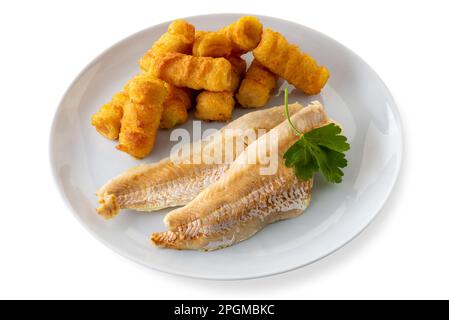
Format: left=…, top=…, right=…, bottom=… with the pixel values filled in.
left=96, top=103, right=303, bottom=219
left=153, top=102, right=330, bottom=251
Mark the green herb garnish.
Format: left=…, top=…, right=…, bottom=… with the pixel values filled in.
left=283, top=88, right=350, bottom=183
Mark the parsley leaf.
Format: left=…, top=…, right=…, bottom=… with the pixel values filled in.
left=283, top=89, right=350, bottom=183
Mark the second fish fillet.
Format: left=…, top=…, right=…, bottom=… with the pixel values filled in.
left=153, top=102, right=331, bottom=251
left=96, top=103, right=303, bottom=219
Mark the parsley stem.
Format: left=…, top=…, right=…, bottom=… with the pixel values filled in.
left=284, top=88, right=303, bottom=136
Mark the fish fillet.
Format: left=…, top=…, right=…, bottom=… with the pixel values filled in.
left=96, top=103, right=303, bottom=219
left=152, top=102, right=331, bottom=251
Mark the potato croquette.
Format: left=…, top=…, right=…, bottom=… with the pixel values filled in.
left=140, top=20, right=195, bottom=71
left=160, top=104, right=188, bottom=129
left=191, top=56, right=244, bottom=122
left=160, top=87, right=191, bottom=129
left=227, top=55, right=247, bottom=92
left=192, top=31, right=232, bottom=57
left=95, top=20, right=194, bottom=143
left=181, top=88, right=196, bottom=109
left=219, top=16, right=263, bottom=54
left=194, top=91, right=235, bottom=121
left=92, top=16, right=329, bottom=159
left=193, top=15, right=263, bottom=57
left=91, top=91, right=128, bottom=140
left=253, top=29, right=329, bottom=95
left=152, top=52, right=235, bottom=92
left=227, top=55, right=247, bottom=78
left=236, top=59, right=278, bottom=107
left=116, top=75, right=168, bottom=158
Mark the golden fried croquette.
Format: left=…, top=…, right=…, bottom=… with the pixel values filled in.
left=193, top=15, right=263, bottom=57
left=166, top=19, right=195, bottom=45
left=227, top=55, right=247, bottom=92
left=116, top=75, right=168, bottom=158
left=139, top=20, right=195, bottom=71
left=91, top=91, right=128, bottom=140
left=227, top=55, right=247, bottom=78
left=151, top=52, right=235, bottom=92
left=160, top=103, right=188, bottom=129
left=253, top=29, right=329, bottom=95
left=192, top=31, right=232, bottom=57
left=236, top=59, right=278, bottom=107
left=181, top=88, right=196, bottom=109
left=194, top=91, right=235, bottom=121
left=191, top=56, right=244, bottom=122
left=137, top=20, right=195, bottom=129
left=219, top=16, right=263, bottom=54
left=140, top=52, right=158, bottom=74
left=160, top=87, right=191, bottom=129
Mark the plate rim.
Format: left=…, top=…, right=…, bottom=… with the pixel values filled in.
left=49, top=13, right=404, bottom=280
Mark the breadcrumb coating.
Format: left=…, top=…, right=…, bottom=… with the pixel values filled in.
left=152, top=52, right=235, bottom=92
left=219, top=16, right=263, bottom=54
left=253, top=29, right=329, bottom=95
left=139, top=20, right=195, bottom=71
left=236, top=59, right=278, bottom=107
left=194, top=91, right=235, bottom=122
left=116, top=75, right=168, bottom=158
left=160, top=87, right=191, bottom=129
left=91, top=91, right=128, bottom=140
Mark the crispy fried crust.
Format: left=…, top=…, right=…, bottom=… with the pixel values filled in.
left=253, top=29, right=329, bottom=95
left=219, top=16, right=263, bottom=54
left=194, top=91, right=235, bottom=121
left=152, top=52, right=234, bottom=92
left=227, top=55, right=247, bottom=78
left=192, top=16, right=262, bottom=58
left=192, top=56, right=245, bottom=122
left=91, top=91, right=128, bottom=140
left=236, top=59, right=278, bottom=107
left=227, top=55, right=247, bottom=92
left=160, top=87, right=191, bottom=129
left=116, top=75, right=168, bottom=158
left=94, top=20, right=194, bottom=144
left=139, top=20, right=195, bottom=71
left=192, top=31, right=232, bottom=57
left=138, top=20, right=194, bottom=128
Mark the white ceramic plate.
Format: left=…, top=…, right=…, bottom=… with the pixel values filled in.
left=50, top=14, right=402, bottom=280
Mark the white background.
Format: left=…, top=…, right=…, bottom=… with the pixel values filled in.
left=0, top=0, right=448, bottom=299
